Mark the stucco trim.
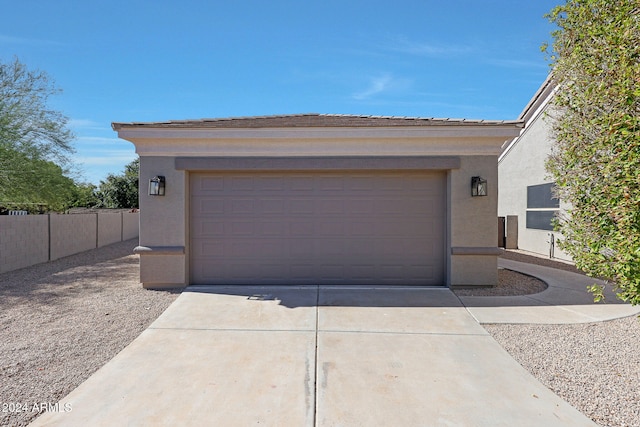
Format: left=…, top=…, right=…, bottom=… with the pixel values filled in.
left=175, top=156, right=461, bottom=171
left=116, top=125, right=522, bottom=141
left=134, top=245, right=185, bottom=255
left=451, top=247, right=505, bottom=256
left=499, top=78, right=558, bottom=163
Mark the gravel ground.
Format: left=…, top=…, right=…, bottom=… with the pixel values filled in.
left=486, top=317, right=640, bottom=427
left=1, top=244, right=638, bottom=426
left=454, top=268, right=548, bottom=297
left=485, top=251, right=640, bottom=427
left=0, top=239, right=181, bottom=427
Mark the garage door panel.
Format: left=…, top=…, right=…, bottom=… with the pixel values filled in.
left=225, top=263, right=257, bottom=280
left=315, top=221, right=346, bottom=236
left=288, top=239, right=315, bottom=257
left=195, top=220, right=224, bottom=236
left=258, top=221, right=286, bottom=236
left=230, top=199, right=254, bottom=214
left=290, top=199, right=316, bottom=214
left=349, top=265, right=376, bottom=279
left=291, top=176, right=315, bottom=190
left=290, top=264, right=315, bottom=280
left=344, top=240, right=376, bottom=256
left=406, top=265, right=435, bottom=279
left=314, top=240, right=347, bottom=257
left=260, top=264, right=287, bottom=280
left=258, top=199, right=286, bottom=215
left=289, top=221, right=314, bottom=237
left=229, top=239, right=285, bottom=258
left=196, top=176, right=225, bottom=193
left=375, top=222, right=422, bottom=237
left=229, top=221, right=254, bottom=236
left=319, top=265, right=345, bottom=279
left=229, top=176, right=254, bottom=191
left=346, top=176, right=373, bottom=191
left=197, top=199, right=225, bottom=214
left=346, top=199, right=375, bottom=215
left=261, top=176, right=286, bottom=190
left=317, top=176, right=345, bottom=191
left=378, top=265, right=417, bottom=282
left=376, top=176, right=406, bottom=191
left=348, top=222, right=380, bottom=237
left=192, top=241, right=224, bottom=258
left=318, top=199, right=345, bottom=215
left=190, top=171, right=445, bottom=285
left=406, top=198, right=438, bottom=213
left=191, top=262, right=221, bottom=282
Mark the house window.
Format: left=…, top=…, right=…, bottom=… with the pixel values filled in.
left=526, top=183, right=559, bottom=231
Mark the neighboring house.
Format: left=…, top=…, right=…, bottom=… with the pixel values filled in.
left=112, top=114, right=522, bottom=288
left=498, top=78, right=572, bottom=261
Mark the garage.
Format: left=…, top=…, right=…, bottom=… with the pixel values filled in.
left=113, top=113, right=524, bottom=289
left=190, top=170, right=445, bottom=285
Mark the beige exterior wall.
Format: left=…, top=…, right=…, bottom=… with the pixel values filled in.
left=135, top=153, right=503, bottom=288
left=0, top=216, right=49, bottom=273
left=139, top=254, right=186, bottom=287
left=137, top=156, right=187, bottom=288
left=0, top=212, right=140, bottom=274
left=498, top=108, right=572, bottom=262
left=448, top=155, right=500, bottom=286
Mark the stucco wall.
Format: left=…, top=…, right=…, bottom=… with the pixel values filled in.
left=498, top=109, right=572, bottom=261
left=0, top=216, right=49, bottom=273
left=137, top=157, right=187, bottom=287
left=449, top=155, right=499, bottom=286
left=136, top=154, right=502, bottom=288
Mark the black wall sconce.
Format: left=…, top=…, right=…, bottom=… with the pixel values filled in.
left=149, top=176, right=166, bottom=196
left=471, top=176, right=487, bottom=197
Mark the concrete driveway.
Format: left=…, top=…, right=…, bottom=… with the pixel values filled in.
left=32, top=285, right=598, bottom=427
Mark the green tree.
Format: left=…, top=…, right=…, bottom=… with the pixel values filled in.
left=544, top=0, right=640, bottom=304
left=0, top=57, right=76, bottom=210
left=96, top=158, right=139, bottom=209
left=68, top=182, right=99, bottom=208
left=0, top=145, right=78, bottom=212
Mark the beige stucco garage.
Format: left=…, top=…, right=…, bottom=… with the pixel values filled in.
left=112, top=114, right=523, bottom=289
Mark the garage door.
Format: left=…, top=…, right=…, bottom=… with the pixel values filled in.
left=190, top=171, right=445, bottom=285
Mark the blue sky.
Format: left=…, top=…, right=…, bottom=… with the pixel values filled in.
left=2, top=0, right=558, bottom=185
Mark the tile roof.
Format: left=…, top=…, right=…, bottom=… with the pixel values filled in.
left=112, top=113, right=523, bottom=130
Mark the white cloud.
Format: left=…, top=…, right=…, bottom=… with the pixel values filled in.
left=0, top=34, right=62, bottom=46
left=68, top=118, right=109, bottom=131
left=351, top=73, right=413, bottom=101
left=353, top=74, right=394, bottom=100
left=386, top=35, right=472, bottom=57
left=75, top=152, right=137, bottom=167
left=73, top=148, right=138, bottom=184
left=76, top=136, right=125, bottom=145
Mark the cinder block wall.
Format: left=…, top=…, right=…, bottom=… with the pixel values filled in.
left=0, top=216, right=49, bottom=273
left=50, top=214, right=98, bottom=260
left=122, top=212, right=140, bottom=240
left=98, top=213, right=123, bottom=247
left=0, top=212, right=139, bottom=274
